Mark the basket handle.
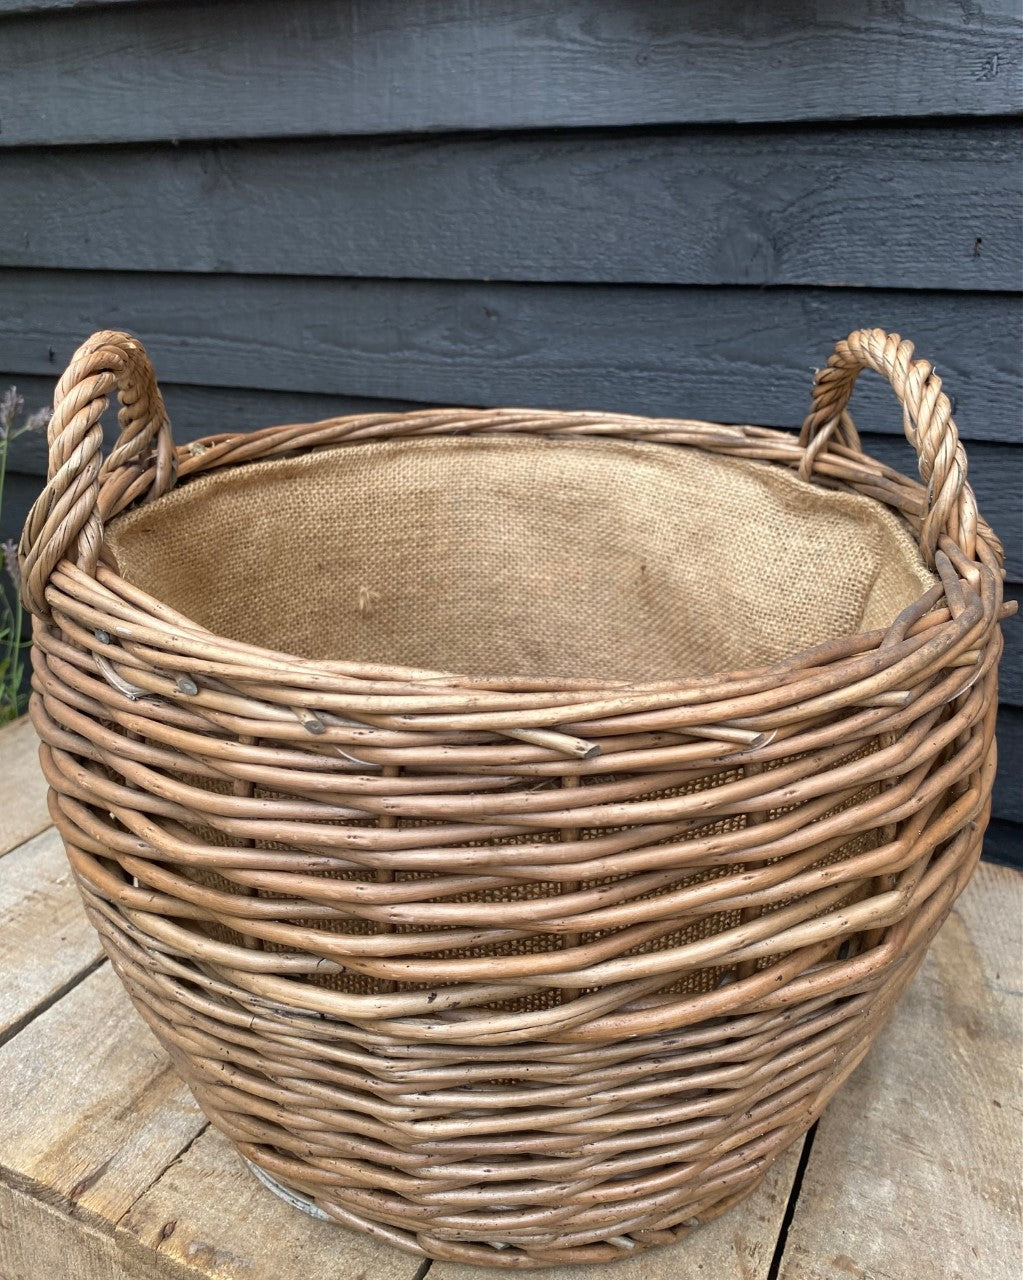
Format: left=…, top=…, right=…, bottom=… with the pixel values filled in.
left=798, top=328, right=978, bottom=568
left=19, top=330, right=176, bottom=619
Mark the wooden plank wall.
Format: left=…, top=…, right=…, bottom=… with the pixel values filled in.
left=1, top=0, right=1020, bottom=862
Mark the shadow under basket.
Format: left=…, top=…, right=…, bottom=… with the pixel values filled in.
left=20, top=328, right=1012, bottom=1268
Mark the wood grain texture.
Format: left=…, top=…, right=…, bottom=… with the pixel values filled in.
left=2, top=125, right=1019, bottom=291
left=0, top=1182, right=171, bottom=1280
left=118, top=1127, right=423, bottom=1280
left=778, top=860, right=1023, bottom=1280
left=430, top=1140, right=804, bottom=1279
left=1, top=0, right=1020, bottom=148
left=0, top=1163, right=423, bottom=1280
left=0, top=715, right=50, bottom=855
left=0, top=826, right=102, bottom=1042
left=1, top=272, right=1020, bottom=445
left=0, top=964, right=207, bottom=1229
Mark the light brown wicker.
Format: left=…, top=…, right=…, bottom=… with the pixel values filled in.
left=19, top=328, right=1013, bottom=1269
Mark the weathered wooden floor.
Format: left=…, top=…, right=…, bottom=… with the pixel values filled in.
left=0, top=715, right=1019, bottom=1279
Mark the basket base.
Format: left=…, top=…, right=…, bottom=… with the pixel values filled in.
left=244, top=1158, right=333, bottom=1223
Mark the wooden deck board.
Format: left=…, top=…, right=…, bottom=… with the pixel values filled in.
left=0, top=965, right=207, bottom=1229
left=119, top=1127, right=422, bottom=1280
left=0, top=826, right=104, bottom=1044
left=0, top=715, right=50, bottom=856
left=0, top=1182, right=172, bottom=1280
left=0, top=718, right=1019, bottom=1278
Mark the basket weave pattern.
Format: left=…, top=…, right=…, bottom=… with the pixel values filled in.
left=19, top=329, right=1010, bottom=1268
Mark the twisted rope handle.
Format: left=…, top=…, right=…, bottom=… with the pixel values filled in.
left=19, top=331, right=176, bottom=618
left=799, top=328, right=977, bottom=568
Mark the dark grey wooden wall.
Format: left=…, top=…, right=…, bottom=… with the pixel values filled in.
left=1, top=0, right=1020, bottom=861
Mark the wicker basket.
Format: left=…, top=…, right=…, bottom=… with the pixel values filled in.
left=20, top=328, right=1011, bottom=1269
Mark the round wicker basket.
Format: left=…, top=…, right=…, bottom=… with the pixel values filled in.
left=19, top=328, right=1012, bottom=1268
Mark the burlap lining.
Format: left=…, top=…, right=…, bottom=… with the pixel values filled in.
left=105, top=434, right=934, bottom=682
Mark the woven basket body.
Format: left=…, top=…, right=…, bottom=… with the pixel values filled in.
left=20, top=329, right=1010, bottom=1268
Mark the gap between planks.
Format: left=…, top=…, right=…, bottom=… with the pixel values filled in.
left=766, top=1123, right=818, bottom=1280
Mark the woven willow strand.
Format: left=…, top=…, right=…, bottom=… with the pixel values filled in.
left=18, top=328, right=1012, bottom=1268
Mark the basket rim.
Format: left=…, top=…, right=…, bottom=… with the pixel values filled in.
left=105, top=416, right=940, bottom=680
left=36, top=405, right=1006, bottom=762
left=101, top=424, right=938, bottom=683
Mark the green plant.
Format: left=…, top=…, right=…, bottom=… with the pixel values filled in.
left=1, top=388, right=49, bottom=724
